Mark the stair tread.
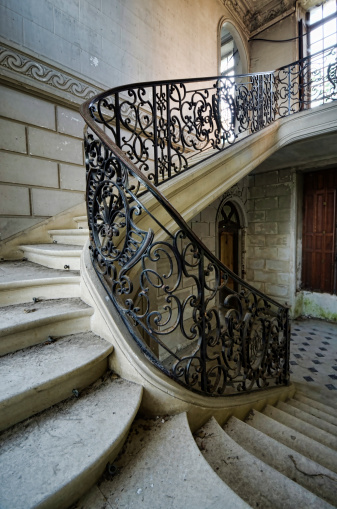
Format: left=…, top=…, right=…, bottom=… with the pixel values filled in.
left=225, top=416, right=337, bottom=506
left=21, top=243, right=83, bottom=253
left=73, top=215, right=88, bottom=221
left=77, top=413, right=249, bottom=509
left=0, top=331, right=113, bottom=403
left=195, top=417, right=331, bottom=509
left=0, top=377, right=142, bottom=509
left=264, top=405, right=337, bottom=451
left=295, top=391, right=337, bottom=417
left=0, top=297, right=92, bottom=337
left=48, top=229, right=89, bottom=234
left=287, top=398, right=337, bottom=426
left=278, top=400, right=337, bottom=436
left=247, top=409, right=337, bottom=474
left=0, top=260, right=80, bottom=286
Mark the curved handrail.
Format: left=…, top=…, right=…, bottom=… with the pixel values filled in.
left=80, top=44, right=336, bottom=396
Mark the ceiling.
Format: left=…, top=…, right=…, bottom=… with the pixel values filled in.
left=252, top=131, right=337, bottom=174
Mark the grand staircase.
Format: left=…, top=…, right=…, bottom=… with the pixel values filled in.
left=1, top=45, right=337, bottom=508
left=1, top=172, right=336, bottom=509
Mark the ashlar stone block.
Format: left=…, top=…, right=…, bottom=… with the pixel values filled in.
left=60, top=164, right=86, bottom=191
left=254, top=222, right=278, bottom=235
left=266, top=208, right=291, bottom=222
left=31, top=188, right=84, bottom=216
left=57, top=106, right=85, bottom=139
left=0, top=85, right=55, bottom=130
left=255, top=197, right=278, bottom=210
left=266, top=259, right=290, bottom=272
left=0, top=119, right=26, bottom=154
left=253, top=246, right=278, bottom=260
left=255, top=171, right=279, bottom=186
left=248, top=210, right=265, bottom=222
left=249, top=186, right=265, bottom=199
left=247, top=235, right=265, bottom=246
left=247, top=258, right=265, bottom=270
left=265, top=283, right=289, bottom=298
left=29, top=128, right=83, bottom=164
left=0, top=185, right=30, bottom=215
left=0, top=153, right=58, bottom=188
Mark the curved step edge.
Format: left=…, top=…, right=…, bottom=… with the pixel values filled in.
left=264, top=405, right=337, bottom=451
left=224, top=415, right=337, bottom=507
left=0, top=333, right=114, bottom=431
left=0, top=378, right=143, bottom=509
left=247, top=409, right=337, bottom=474
left=0, top=306, right=93, bottom=356
left=195, top=417, right=333, bottom=509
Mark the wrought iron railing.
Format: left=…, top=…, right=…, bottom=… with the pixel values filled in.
left=85, top=44, right=336, bottom=187
left=80, top=45, right=336, bottom=396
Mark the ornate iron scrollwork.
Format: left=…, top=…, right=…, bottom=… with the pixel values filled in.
left=81, top=45, right=336, bottom=396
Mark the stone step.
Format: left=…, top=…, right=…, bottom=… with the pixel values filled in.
left=48, top=229, right=89, bottom=246
left=294, top=391, right=337, bottom=417
left=76, top=413, right=249, bottom=509
left=195, top=417, right=330, bottom=509
left=286, top=398, right=337, bottom=427
left=0, top=297, right=93, bottom=356
left=0, top=376, right=143, bottom=509
left=73, top=215, right=88, bottom=229
left=0, top=331, right=114, bottom=431
left=20, top=243, right=83, bottom=270
left=224, top=416, right=337, bottom=506
left=263, top=405, right=337, bottom=451
left=279, top=400, right=337, bottom=435
left=247, top=409, right=337, bottom=473
left=0, top=267, right=80, bottom=306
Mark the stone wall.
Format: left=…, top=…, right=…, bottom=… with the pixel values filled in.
left=186, top=170, right=296, bottom=309
left=0, top=84, right=85, bottom=240
left=246, top=169, right=296, bottom=307
left=0, top=0, right=251, bottom=242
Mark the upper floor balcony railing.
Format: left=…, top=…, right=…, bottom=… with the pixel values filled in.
left=80, top=45, right=336, bottom=397
left=86, top=44, right=337, bottom=187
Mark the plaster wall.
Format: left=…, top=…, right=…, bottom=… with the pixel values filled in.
left=250, top=13, right=298, bottom=72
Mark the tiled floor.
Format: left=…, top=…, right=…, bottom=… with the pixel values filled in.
left=290, top=318, right=337, bottom=391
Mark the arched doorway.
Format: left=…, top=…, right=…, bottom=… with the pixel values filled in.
left=218, top=201, right=241, bottom=290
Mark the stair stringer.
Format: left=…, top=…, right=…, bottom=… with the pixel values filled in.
left=80, top=242, right=296, bottom=430
left=143, top=100, right=337, bottom=228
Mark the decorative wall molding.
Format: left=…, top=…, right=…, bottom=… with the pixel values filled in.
left=220, top=0, right=296, bottom=37
left=0, top=42, right=102, bottom=104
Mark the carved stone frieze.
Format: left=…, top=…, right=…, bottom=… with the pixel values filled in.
left=0, top=43, right=101, bottom=102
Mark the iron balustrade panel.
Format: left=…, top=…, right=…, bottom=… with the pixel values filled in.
left=87, top=45, right=336, bottom=188
left=81, top=45, right=337, bottom=397
left=85, top=130, right=290, bottom=396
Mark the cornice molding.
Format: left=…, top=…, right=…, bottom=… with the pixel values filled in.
left=0, top=41, right=102, bottom=106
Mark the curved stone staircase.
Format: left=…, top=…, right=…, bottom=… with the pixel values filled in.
left=0, top=216, right=143, bottom=509
left=76, top=386, right=337, bottom=509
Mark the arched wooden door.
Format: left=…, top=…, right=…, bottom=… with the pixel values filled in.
left=218, top=201, right=240, bottom=290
